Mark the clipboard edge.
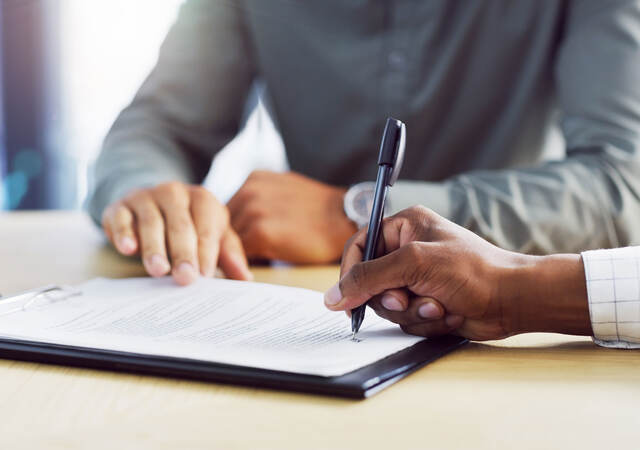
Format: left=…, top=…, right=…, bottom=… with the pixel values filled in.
left=0, top=335, right=467, bottom=398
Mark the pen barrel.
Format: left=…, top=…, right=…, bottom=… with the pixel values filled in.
left=351, top=165, right=391, bottom=333
left=363, top=166, right=390, bottom=262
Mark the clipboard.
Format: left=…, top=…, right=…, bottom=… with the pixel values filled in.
left=0, top=285, right=468, bottom=398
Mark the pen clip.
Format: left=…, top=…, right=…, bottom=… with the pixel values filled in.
left=377, top=118, right=406, bottom=186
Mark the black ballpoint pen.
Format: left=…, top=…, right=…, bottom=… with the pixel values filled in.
left=351, top=117, right=406, bottom=339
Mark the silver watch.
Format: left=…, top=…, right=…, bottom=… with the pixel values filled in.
left=344, top=181, right=388, bottom=229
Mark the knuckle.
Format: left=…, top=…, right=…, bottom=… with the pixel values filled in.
left=155, top=181, right=188, bottom=202
left=190, top=185, right=214, bottom=202
left=234, top=186, right=258, bottom=205
left=406, top=204, right=432, bottom=223
left=197, top=226, right=218, bottom=243
left=167, top=215, right=193, bottom=235
left=403, top=241, right=425, bottom=260
left=164, top=181, right=185, bottom=192
left=137, top=212, right=160, bottom=230
left=408, top=205, right=430, bottom=217
left=345, top=228, right=364, bottom=248
left=124, top=188, right=149, bottom=204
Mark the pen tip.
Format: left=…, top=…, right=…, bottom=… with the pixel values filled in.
left=351, top=331, right=357, bottom=340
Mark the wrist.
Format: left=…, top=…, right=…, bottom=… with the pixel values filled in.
left=500, top=253, right=592, bottom=336
left=331, top=187, right=358, bottom=259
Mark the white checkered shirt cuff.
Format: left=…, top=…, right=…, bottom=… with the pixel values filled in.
left=582, top=247, right=640, bottom=349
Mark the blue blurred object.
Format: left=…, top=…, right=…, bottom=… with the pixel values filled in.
left=13, top=149, right=43, bottom=179
left=3, top=171, right=28, bottom=209
left=0, top=4, right=4, bottom=209
left=0, top=149, right=43, bottom=209
left=0, top=0, right=59, bottom=210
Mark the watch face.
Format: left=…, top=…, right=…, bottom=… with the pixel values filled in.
left=353, top=188, right=375, bottom=220
left=344, top=181, right=377, bottom=228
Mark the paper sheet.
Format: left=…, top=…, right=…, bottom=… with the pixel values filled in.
left=0, top=277, right=424, bottom=376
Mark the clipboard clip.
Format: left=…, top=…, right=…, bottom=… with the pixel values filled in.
left=0, top=285, right=82, bottom=317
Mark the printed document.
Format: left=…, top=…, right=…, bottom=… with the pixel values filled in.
left=0, top=277, right=424, bottom=376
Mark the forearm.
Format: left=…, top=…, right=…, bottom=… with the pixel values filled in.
left=87, top=0, right=256, bottom=224
left=389, top=151, right=640, bottom=255
left=503, top=253, right=592, bottom=336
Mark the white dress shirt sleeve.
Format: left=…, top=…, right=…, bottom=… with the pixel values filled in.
left=581, top=247, right=640, bottom=349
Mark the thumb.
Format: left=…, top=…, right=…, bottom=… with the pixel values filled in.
left=324, top=243, right=424, bottom=311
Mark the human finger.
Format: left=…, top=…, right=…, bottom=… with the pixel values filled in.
left=370, top=296, right=445, bottom=325
left=190, top=186, right=228, bottom=278
left=325, top=242, right=429, bottom=311
left=103, top=202, right=138, bottom=255
left=153, top=183, right=199, bottom=286
left=124, top=192, right=170, bottom=277
left=218, top=228, right=253, bottom=281
left=339, top=227, right=368, bottom=278
left=339, top=208, right=433, bottom=279
left=376, top=288, right=410, bottom=312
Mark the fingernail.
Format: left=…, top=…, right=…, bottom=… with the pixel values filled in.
left=202, top=266, right=215, bottom=278
left=175, top=262, right=195, bottom=274
left=147, top=254, right=170, bottom=275
left=324, top=283, right=342, bottom=306
left=381, top=294, right=404, bottom=311
left=118, top=236, right=136, bottom=253
left=418, top=303, right=440, bottom=319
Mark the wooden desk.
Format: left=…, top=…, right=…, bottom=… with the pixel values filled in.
left=0, top=211, right=639, bottom=450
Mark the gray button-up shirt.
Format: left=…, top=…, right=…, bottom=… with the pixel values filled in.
left=89, top=0, right=640, bottom=254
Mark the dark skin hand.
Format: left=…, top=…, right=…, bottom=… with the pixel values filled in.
left=227, top=170, right=357, bottom=264
left=324, top=206, right=592, bottom=341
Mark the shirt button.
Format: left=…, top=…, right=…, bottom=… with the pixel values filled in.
left=387, top=51, right=407, bottom=70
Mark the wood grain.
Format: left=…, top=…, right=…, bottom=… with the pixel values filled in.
left=0, top=211, right=639, bottom=450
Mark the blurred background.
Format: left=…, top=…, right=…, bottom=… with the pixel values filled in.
left=0, top=0, right=286, bottom=211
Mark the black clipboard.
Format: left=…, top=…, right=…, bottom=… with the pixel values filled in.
left=0, top=285, right=467, bottom=398
left=0, top=334, right=467, bottom=398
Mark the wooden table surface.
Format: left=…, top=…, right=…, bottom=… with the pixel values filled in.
left=0, top=211, right=639, bottom=450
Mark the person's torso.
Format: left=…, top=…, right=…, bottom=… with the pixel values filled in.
left=243, top=0, right=567, bottom=185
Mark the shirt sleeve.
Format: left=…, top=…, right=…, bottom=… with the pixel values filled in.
left=388, top=0, right=640, bottom=254
left=87, top=0, right=256, bottom=224
left=582, top=246, right=640, bottom=349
